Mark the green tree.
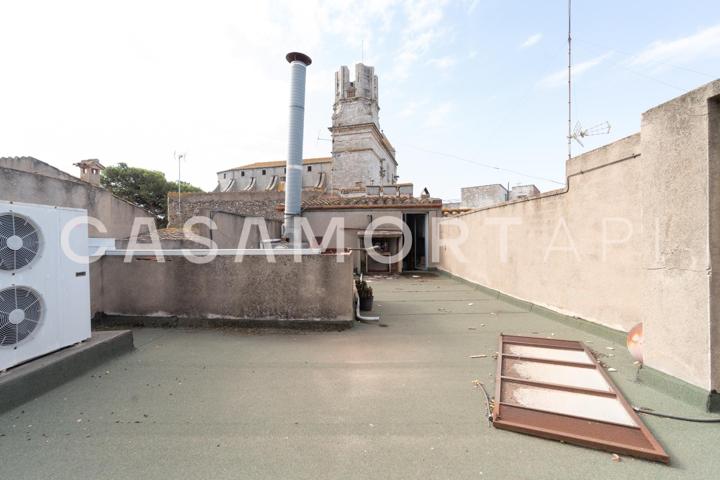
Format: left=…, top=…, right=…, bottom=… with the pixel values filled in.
left=101, top=163, right=203, bottom=225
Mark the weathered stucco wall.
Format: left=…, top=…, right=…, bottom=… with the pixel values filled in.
left=439, top=80, right=720, bottom=392
left=709, top=95, right=720, bottom=401
left=0, top=156, right=80, bottom=182
left=0, top=165, right=150, bottom=238
left=209, top=212, right=282, bottom=249
left=440, top=134, right=643, bottom=330
left=0, top=157, right=153, bottom=319
left=639, top=81, right=720, bottom=392
left=98, top=253, right=353, bottom=325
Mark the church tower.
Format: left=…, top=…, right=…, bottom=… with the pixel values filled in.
left=330, top=63, right=397, bottom=191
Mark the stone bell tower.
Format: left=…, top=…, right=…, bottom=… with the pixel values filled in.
left=329, top=63, right=397, bottom=191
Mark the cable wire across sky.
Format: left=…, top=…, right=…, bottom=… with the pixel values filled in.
left=404, top=144, right=567, bottom=186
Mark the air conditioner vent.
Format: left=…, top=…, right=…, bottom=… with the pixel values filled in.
left=0, top=286, right=43, bottom=347
left=0, top=213, right=41, bottom=271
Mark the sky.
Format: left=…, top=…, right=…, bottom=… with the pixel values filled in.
left=2, top=0, right=719, bottom=200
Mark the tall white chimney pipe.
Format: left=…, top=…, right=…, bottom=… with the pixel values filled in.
left=283, top=51, right=312, bottom=245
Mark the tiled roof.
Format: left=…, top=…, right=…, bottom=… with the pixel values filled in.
left=74, top=159, right=105, bottom=169
left=442, top=207, right=474, bottom=217
left=300, top=195, right=442, bottom=210
left=224, top=157, right=333, bottom=171
left=123, top=228, right=191, bottom=241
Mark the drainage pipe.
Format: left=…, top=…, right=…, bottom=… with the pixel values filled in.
left=355, top=274, right=380, bottom=322
left=355, top=291, right=380, bottom=322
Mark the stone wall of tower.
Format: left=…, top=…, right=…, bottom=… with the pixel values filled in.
left=330, top=63, right=396, bottom=191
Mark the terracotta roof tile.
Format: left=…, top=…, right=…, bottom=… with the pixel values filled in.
left=299, top=195, right=442, bottom=210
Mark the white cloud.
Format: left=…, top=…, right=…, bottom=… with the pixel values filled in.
left=388, top=0, right=450, bottom=80
left=539, top=52, right=612, bottom=88
left=424, top=101, right=454, bottom=128
left=520, top=33, right=542, bottom=49
left=428, top=55, right=457, bottom=69
left=397, top=100, right=428, bottom=118
left=317, top=0, right=399, bottom=48
left=629, top=24, right=720, bottom=66
left=0, top=0, right=454, bottom=190
left=464, top=0, right=480, bottom=14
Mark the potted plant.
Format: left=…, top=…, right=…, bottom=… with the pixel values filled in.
left=356, top=278, right=374, bottom=311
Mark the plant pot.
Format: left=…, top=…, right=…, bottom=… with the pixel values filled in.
left=359, top=295, right=374, bottom=311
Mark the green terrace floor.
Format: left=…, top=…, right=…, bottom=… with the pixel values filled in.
left=1, top=274, right=719, bottom=479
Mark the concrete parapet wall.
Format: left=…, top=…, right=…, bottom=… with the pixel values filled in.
left=439, top=80, right=720, bottom=393
left=0, top=156, right=80, bottom=183
left=97, top=253, right=354, bottom=325
left=0, top=164, right=150, bottom=238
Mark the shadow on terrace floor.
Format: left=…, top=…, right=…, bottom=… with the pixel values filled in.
left=0, top=274, right=718, bottom=479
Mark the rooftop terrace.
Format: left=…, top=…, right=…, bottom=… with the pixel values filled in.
left=1, top=274, right=718, bottom=479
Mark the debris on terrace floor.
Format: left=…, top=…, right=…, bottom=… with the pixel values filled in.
left=491, top=334, right=670, bottom=464
left=5, top=274, right=720, bottom=479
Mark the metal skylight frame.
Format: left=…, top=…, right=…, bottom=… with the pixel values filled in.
left=492, top=334, right=670, bottom=464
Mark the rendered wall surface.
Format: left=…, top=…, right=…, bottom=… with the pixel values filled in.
left=709, top=95, right=720, bottom=398
left=99, top=253, right=353, bottom=324
left=439, top=80, right=720, bottom=392
left=0, top=164, right=150, bottom=239
left=0, top=157, right=153, bottom=318
left=440, top=136, right=643, bottom=330
left=0, top=156, right=80, bottom=183
left=639, top=81, right=720, bottom=391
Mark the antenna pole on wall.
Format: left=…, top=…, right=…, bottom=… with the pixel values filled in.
left=567, top=0, right=572, bottom=162
left=175, top=152, right=186, bottom=224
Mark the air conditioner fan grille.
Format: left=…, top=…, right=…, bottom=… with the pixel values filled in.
left=0, top=213, right=40, bottom=271
left=0, top=286, right=42, bottom=347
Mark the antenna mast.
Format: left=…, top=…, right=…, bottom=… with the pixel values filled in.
left=567, top=0, right=572, bottom=161
left=175, top=151, right=186, bottom=224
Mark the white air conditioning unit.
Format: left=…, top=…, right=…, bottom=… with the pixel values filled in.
left=0, top=200, right=91, bottom=370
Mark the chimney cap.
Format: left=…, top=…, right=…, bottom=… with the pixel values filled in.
left=286, top=52, right=312, bottom=66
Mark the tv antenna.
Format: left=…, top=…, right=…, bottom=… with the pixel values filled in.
left=316, top=129, right=331, bottom=143
left=569, top=121, right=611, bottom=148
left=567, top=0, right=572, bottom=161
left=567, top=0, right=610, bottom=157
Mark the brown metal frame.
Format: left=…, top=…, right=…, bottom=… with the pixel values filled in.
left=492, top=334, right=669, bottom=464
